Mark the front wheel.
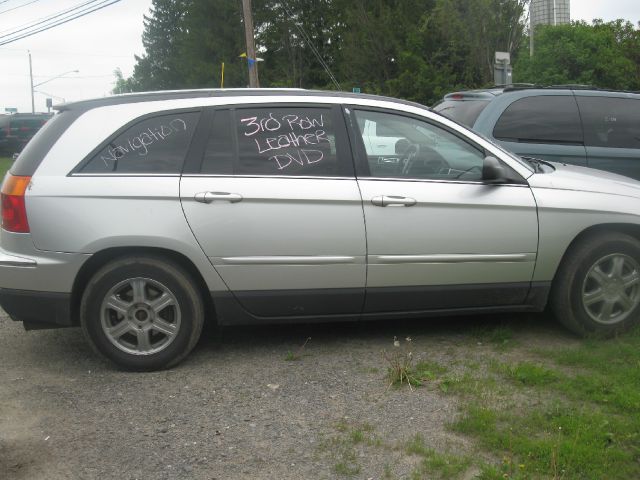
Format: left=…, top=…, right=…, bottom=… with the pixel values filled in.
left=551, top=232, right=640, bottom=336
left=80, top=256, right=205, bottom=370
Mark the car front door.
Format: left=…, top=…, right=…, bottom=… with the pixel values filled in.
left=346, top=107, right=539, bottom=314
left=180, top=104, right=366, bottom=318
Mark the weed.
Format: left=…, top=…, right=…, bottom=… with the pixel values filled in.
left=284, top=336, right=311, bottom=361
left=384, top=336, right=421, bottom=389
left=382, top=464, right=395, bottom=479
left=350, top=429, right=364, bottom=443
left=334, top=457, right=360, bottom=476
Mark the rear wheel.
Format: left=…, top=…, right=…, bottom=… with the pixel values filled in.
left=80, top=256, right=204, bottom=370
left=551, top=232, right=640, bottom=336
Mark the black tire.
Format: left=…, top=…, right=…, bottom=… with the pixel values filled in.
left=80, top=255, right=204, bottom=370
left=550, top=232, right=640, bottom=337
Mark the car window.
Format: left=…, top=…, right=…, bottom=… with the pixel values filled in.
left=577, top=97, right=640, bottom=149
left=81, top=112, right=200, bottom=174
left=433, top=99, right=490, bottom=127
left=493, top=95, right=583, bottom=145
left=353, top=110, right=486, bottom=181
left=229, top=107, right=341, bottom=176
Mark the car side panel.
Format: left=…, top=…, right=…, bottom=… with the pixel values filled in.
left=530, top=186, right=640, bottom=282
left=25, top=175, right=229, bottom=293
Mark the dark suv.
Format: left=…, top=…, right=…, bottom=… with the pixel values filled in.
left=0, top=113, right=52, bottom=155
left=433, top=86, right=640, bottom=180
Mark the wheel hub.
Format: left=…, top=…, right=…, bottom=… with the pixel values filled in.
left=582, top=253, right=640, bottom=325
left=101, top=277, right=181, bottom=355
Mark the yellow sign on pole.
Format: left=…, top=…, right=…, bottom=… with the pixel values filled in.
left=221, top=62, right=225, bottom=89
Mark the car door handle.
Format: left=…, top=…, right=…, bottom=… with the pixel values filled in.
left=371, top=195, right=417, bottom=207
left=194, top=192, right=243, bottom=204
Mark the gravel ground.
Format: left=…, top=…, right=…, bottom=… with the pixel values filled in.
left=0, top=310, right=570, bottom=480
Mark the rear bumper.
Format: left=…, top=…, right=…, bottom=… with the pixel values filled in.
left=0, top=288, right=72, bottom=329
left=0, top=239, right=89, bottom=329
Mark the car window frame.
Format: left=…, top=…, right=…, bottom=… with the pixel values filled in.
left=183, top=103, right=355, bottom=179
left=343, top=105, right=526, bottom=185
left=69, top=107, right=204, bottom=176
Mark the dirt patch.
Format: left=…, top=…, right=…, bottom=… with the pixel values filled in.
left=0, top=311, right=573, bottom=479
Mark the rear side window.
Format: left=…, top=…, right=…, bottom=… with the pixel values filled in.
left=493, top=96, right=583, bottom=144
left=81, top=112, right=199, bottom=174
left=577, top=97, right=640, bottom=149
left=433, top=100, right=489, bottom=127
left=234, top=107, right=341, bottom=176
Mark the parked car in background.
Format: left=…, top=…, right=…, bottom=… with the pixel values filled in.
left=0, top=113, right=53, bottom=156
left=433, top=86, right=640, bottom=180
left=3, top=89, right=640, bottom=371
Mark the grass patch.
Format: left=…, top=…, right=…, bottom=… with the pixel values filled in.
left=472, top=324, right=516, bottom=350
left=497, top=361, right=560, bottom=386
left=327, top=327, right=640, bottom=478
left=406, top=434, right=472, bottom=480
left=448, top=328, right=640, bottom=479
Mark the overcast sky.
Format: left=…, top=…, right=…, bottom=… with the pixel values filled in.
left=0, top=0, right=638, bottom=114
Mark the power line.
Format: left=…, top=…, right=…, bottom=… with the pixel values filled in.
left=0, top=0, right=42, bottom=15
left=0, top=0, right=100, bottom=35
left=0, top=0, right=105, bottom=39
left=280, top=0, right=341, bottom=90
left=0, top=46, right=133, bottom=58
left=0, top=0, right=121, bottom=46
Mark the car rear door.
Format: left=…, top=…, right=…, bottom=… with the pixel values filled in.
left=180, top=104, right=366, bottom=318
left=576, top=95, right=640, bottom=180
left=346, top=106, right=539, bottom=314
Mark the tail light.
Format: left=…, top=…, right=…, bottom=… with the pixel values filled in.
left=1, top=174, right=31, bottom=233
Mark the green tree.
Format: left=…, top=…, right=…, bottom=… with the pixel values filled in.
left=130, top=0, right=190, bottom=90
left=120, top=0, right=532, bottom=104
left=516, top=20, right=640, bottom=90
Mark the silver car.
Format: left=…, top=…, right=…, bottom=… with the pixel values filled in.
left=1, top=89, right=639, bottom=370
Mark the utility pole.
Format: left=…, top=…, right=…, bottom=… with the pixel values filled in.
left=29, top=51, right=35, bottom=113
left=241, top=0, right=259, bottom=88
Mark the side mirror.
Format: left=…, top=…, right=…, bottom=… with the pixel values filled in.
left=482, top=156, right=506, bottom=183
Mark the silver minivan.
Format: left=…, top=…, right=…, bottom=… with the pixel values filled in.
left=2, top=89, right=640, bottom=370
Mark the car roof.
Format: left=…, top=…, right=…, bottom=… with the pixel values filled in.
left=55, top=88, right=431, bottom=113
left=443, top=84, right=640, bottom=101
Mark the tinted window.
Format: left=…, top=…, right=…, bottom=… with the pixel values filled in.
left=433, top=100, right=490, bottom=127
left=201, top=110, right=234, bottom=174
left=81, top=112, right=199, bottom=174
left=12, top=110, right=83, bottom=176
left=577, top=97, right=640, bottom=149
left=354, top=110, right=486, bottom=181
left=234, top=107, right=341, bottom=176
left=493, top=96, right=583, bottom=144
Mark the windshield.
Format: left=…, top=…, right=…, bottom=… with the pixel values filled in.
left=433, top=99, right=490, bottom=127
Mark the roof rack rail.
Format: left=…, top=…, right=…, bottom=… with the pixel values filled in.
left=501, top=84, right=640, bottom=94
left=547, top=84, right=597, bottom=89
left=492, top=83, right=537, bottom=89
